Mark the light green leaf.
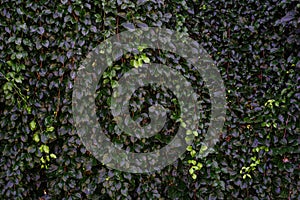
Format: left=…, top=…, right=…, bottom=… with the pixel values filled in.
left=142, top=56, right=150, bottom=63
left=43, top=145, right=50, bottom=154
left=133, top=60, right=139, bottom=68
left=33, top=132, right=40, bottom=143
left=137, top=58, right=143, bottom=67
left=186, top=130, right=192, bottom=135
left=188, top=160, right=196, bottom=165
left=189, top=168, right=194, bottom=174
left=111, top=80, right=119, bottom=88
left=186, top=145, right=193, bottom=151
left=192, top=131, right=198, bottom=136
left=29, top=120, right=37, bottom=131
left=197, top=162, right=203, bottom=169
left=26, top=106, right=32, bottom=114
left=50, top=153, right=57, bottom=159
left=138, top=45, right=147, bottom=52
left=46, top=126, right=55, bottom=132
left=14, top=76, right=23, bottom=83
left=40, top=157, right=46, bottom=164
left=200, top=145, right=208, bottom=153
left=190, top=150, right=196, bottom=157
left=192, top=174, right=197, bottom=179
left=7, top=60, right=13, bottom=67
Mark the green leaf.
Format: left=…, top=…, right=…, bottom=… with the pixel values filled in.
left=141, top=55, right=150, bottom=63
left=197, top=162, right=203, bottom=169
left=192, top=131, right=198, bottom=136
left=186, top=145, right=193, bottom=151
left=95, top=14, right=102, bottom=23
left=40, top=157, right=46, bottom=164
left=188, top=160, right=196, bottom=165
left=20, top=64, right=25, bottom=70
left=46, top=126, right=55, bottom=132
left=200, top=145, right=208, bottom=153
left=138, top=45, right=147, bottom=52
left=181, top=122, right=186, bottom=128
left=50, top=153, right=57, bottom=159
left=190, top=150, right=196, bottom=157
left=250, top=163, right=256, bottom=167
left=43, top=145, right=50, bottom=154
left=192, top=165, right=199, bottom=170
left=33, top=132, right=40, bottom=142
left=26, top=106, right=32, bottom=114
left=29, top=120, right=37, bottom=131
left=111, top=80, right=119, bottom=88
left=137, top=58, right=143, bottom=67
left=16, top=53, right=23, bottom=59
left=14, top=76, right=23, bottom=83
left=7, top=60, right=13, bottom=67
left=192, top=174, right=197, bottom=179
left=132, top=60, right=140, bottom=68
left=4, top=82, right=13, bottom=91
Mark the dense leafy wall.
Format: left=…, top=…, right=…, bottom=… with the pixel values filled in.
left=0, top=0, right=299, bottom=199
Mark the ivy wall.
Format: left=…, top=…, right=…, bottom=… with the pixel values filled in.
left=0, top=0, right=299, bottom=199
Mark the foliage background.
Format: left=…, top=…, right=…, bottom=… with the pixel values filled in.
left=0, top=0, right=299, bottom=199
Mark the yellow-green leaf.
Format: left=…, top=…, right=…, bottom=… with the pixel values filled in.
left=189, top=168, right=194, bottom=174
left=33, top=132, right=40, bottom=143
left=192, top=174, right=197, bottom=179
left=43, top=145, right=50, bottom=154
left=192, top=131, right=198, bottom=136
left=29, top=120, right=37, bottom=131
left=50, top=153, right=57, bottom=159
left=46, top=126, right=55, bottom=132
